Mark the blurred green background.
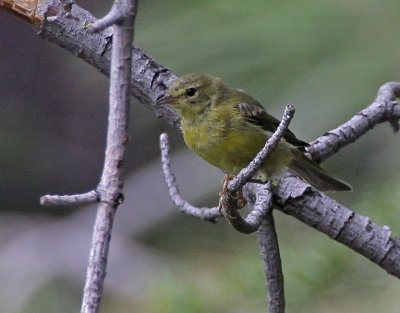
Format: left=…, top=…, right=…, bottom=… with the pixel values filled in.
left=1, top=0, right=400, bottom=312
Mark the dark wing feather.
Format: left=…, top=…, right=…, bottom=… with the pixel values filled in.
left=238, top=101, right=309, bottom=148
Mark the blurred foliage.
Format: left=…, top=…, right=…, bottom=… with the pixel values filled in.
left=1, top=0, right=400, bottom=312
left=21, top=277, right=81, bottom=313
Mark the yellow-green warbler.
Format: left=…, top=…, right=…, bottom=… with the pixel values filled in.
left=156, top=73, right=351, bottom=192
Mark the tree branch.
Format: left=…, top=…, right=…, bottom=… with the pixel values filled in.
left=263, top=174, right=400, bottom=278
left=243, top=182, right=285, bottom=313
left=1, top=1, right=399, bottom=138
left=78, top=1, right=139, bottom=312
left=36, top=0, right=180, bottom=127
left=40, top=190, right=98, bottom=206
left=307, top=81, right=400, bottom=162
left=258, top=213, right=285, bottom=313
left=159, top=133, right=220, bottom=223
left=88, top=1, right=125, bottom=32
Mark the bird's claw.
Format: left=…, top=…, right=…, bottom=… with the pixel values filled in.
left=218, top=174, right=247, bottom=218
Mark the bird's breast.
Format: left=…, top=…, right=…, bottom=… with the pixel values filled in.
left=181, top=119, right=270, bottom=174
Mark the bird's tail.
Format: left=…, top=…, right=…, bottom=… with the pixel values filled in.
left=288, top=153, right=352, bottom=192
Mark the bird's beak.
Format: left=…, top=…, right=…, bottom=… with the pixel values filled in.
left=155, top=94, right=175, bottom=106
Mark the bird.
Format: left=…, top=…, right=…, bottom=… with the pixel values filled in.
left=156, top=73, right=351, bottom=192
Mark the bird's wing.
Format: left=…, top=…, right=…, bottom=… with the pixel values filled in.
left=237, top=101, right=309, bottom=148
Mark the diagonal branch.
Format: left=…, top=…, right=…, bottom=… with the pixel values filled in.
left=307, top=81, right=400, bottom=162
left=262, top=174, right=400, bottom=278
left=226, top=104, right=295, bottom=194
left=1, top=1, right=399, bottom=140
left=220, top=104, right=295, bottom=233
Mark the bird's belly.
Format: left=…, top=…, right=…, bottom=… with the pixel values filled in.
left=183, top=126, right=293, bottom=179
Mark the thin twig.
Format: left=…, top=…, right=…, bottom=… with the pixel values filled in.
left=80, top=1, right=138, bottom=313
left=159, top=133, right=220, bottom=222
left=227, top=104, right=296, bottom=195
left=88, top=0, right=126, bottom=32
left=40, top=190, right=98, bottom=206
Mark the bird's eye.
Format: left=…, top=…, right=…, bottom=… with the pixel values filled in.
left=185, top=88, right=197, bottom=97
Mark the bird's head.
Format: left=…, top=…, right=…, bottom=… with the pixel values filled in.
left=155, top=73, right=228, bottom=121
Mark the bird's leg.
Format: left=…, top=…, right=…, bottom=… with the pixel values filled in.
left=221, top=174, right=235, bottom=194
left=218, top=174, right=247, bottom=218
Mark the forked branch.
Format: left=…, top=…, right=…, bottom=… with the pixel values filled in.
left=80, top=1, right=139, bottom=313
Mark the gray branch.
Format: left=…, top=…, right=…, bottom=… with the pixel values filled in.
left=307, top=81, right=400, bottom=162
left=80, top=1, right=139, bottom=313
left=245, top=182, right=285, bottom=313
left=262, top=174, right=400, bottom=278
left=258, top=214, right=285, bottom=313
left=159, top=133, right=220, bottom=222
left=38, top=1, right=179, bottom=128
left=258, top=218, right=285, bottom=312
left=88, top=1, right=125, bottom=32
left=40, top=190, right=98, bottom=206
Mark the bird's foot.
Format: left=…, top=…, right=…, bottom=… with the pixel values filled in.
left=218, top=174, right=247, bottom=218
